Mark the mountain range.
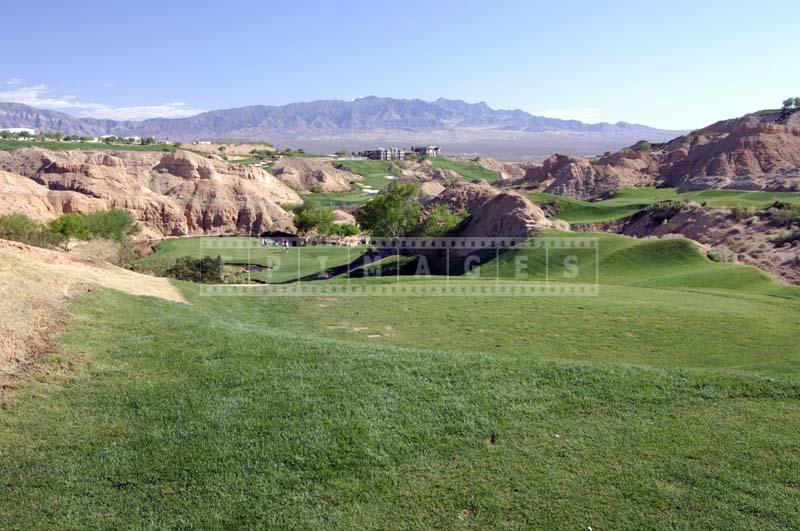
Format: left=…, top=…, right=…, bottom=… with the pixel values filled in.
left=0, top=97, right=686, bottom=159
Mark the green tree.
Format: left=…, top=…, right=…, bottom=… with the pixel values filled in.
left=783, top=98, right=794, bottom=109
left=84, top=208, right=141, bottom=241
left=355, top=183, right=421, bottom=237
left=335, top=150, right=348, bottom=157
left=293, top=199, right=336, bottom=233
left=48, top=213, right=89, bottom=242
left=794, top=97, right=800, bottom=109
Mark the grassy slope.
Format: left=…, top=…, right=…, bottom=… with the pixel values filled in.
left=306, top=232, right=800, bottom=376
left=0, top=139, right=175, bottom=152
left=1, top=283, right=798, bottom=527
left=529, top=187, right=800, bottom=224
left=2, top=233, right=800, bottom=527
left=310, top=158, right=501, bottom=207
left=138, top=237, right=366, bottom=283
left=310, top=160, right=401, bottom=207
left=428, top=157, right=502, bottom=181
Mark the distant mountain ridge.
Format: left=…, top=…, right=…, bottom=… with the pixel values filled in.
left=0, top=97, right=678, bottom=141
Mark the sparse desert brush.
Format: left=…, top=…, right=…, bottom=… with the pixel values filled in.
left=730, top=206, right=756, bottom=220
left=707, top=246, right=737, bottom=263
left=772, top=228, right=800, bottom=247
left=165, top=255, right=224, bottom=283
left=767, top=202, right=800, bottom=227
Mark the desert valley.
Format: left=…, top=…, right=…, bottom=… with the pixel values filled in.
left=2, top=1, right=800, bottom=528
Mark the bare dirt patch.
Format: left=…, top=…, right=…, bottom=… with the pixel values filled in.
left=0, top=239, right=185, bottom=392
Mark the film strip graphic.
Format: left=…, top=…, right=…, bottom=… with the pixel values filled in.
left=199, top=236, right=599, bottom=297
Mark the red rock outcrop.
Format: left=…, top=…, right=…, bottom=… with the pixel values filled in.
left=269, top=157, right=361, bottom=192
left=428, top=181, right=551, bottom=238
left=0, top=148, right=301, bottom=238
left=512, top=110, right=800, bottom=199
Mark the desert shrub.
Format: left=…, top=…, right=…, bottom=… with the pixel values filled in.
left=417, top=204, right=468, bottom=237
left=730, top=206, right=756, bottom=220
left=294, top=199, right=335, bottom=233
left=707, top=246, right=737, bottom=263
left=329, top=223, right=360, bottom=237
left=645, top=200, right=689, bottom=222
left=773, top=229, right=800, bottom=247
left=308, top=184, right=324, bottom=193
left=165, top=256, right=223, bottom=283
left=83, top=209, right=141, bottom=241
left=766, top=202, right=800, bottom=227
left=48, top=213, right=90, bottom=241
left=0, top=213, right=56, bottom=247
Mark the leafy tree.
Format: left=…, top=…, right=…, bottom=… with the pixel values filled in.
left=335, top=150, right=349, bottom=157
left=48, top=213, right=89, bottom=242
left=795, top=97, right=800, bottom=109
left=417, top=204, right=468, bottom=237
left=83, top=208, right=141, bottom=241
left=356, top=183, right=421, bottom=237
left=293, top=199, right=336, bottom=233
left=783, top=98, right=795, bottom=109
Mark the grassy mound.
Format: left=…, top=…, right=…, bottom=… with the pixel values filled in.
left=529, top=187, right=800, bottom=224
left=428, top=157, right=502, bottom=181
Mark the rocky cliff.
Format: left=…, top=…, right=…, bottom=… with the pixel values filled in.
left=269, top=157, right=361, bottom=193
left=512, top=110, right=800, bottom=199
left=0, top=148, right=301, bottom=238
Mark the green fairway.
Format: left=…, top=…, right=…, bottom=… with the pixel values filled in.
left=428, top=156, right=502, bottom=181
left=310, top=160, right=402, bottom=207
left=138, top=237, right=366, bottom=283
left=2, top=231, right=800, bottom=527
left=310, top=158, right=502, bottom=206
left=304, top=232, right=800, bottom=376
left=529, top=187, right=800, bottom=224
left=0, top=139, right=175, bottom=152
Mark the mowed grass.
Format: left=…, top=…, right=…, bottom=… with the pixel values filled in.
left=138, top=237, right=366, bottom=283
left=311, top=160, right=402, bottom=206
left=529, top=187, right=800, bottom=224
left=428, top=156, right=502, bottom=181
left=304, top=232, right=800, bottom=376
left=311, top=158, right=502, bottom=206
left=0, top=139, right=175, bottom=152
left=2, top=232, right=800, bottom=527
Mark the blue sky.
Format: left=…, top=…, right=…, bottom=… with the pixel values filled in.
left=1, top=0, right=798, bottom=129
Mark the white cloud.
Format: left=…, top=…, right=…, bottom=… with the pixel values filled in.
left=6, top=78, right=23, bottom=85
left=0, top=83, right=205, bottom=120
left=537, top=107, right=607, bottom=124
